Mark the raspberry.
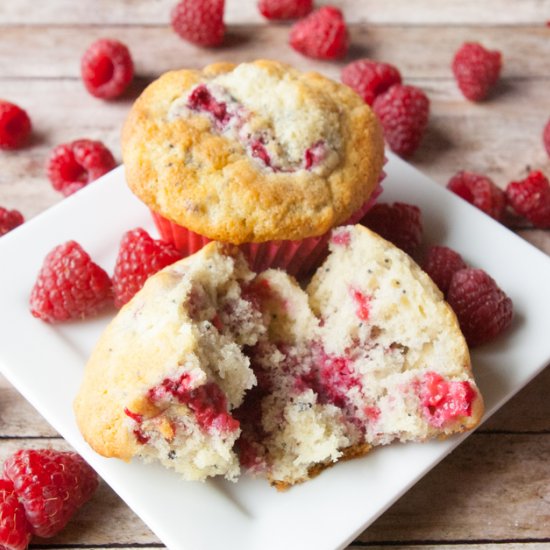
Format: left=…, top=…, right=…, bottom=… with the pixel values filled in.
left=3, top=450, right=98, bottom=538
left=419, top=372, right=476, bottom=428
left=112, top=228, right=181, bottom=308
left=0, top=100, right=32, bottom=150
left=350, top=288, right=371, bottom=321
left=148, top=376, right=239, bottom=434
left=29, top=241, right=112, bottom=323
left=171, top=0, right=225, bottom=47
left=447, top=268, right=513, bottom=347
left=47, top=139, right=116, bottom=196
left=447, top=171, right=506, bottom=220
left=187, top=84, right=231, bottom=128
left=0, top=479, right=32, bottom=550
left=422, top=245, right=468, bottom=295
left=258, top=0, right=312, bottom=20
left=505, top=170, right=550, bottom=229
left=452, top=42, right=502, bottom=101
left=341, top=59, right=402, bottom=105
left=544, top=118, right=550, bottom=158
left=81, top=39, right=134, bottom=100
left=360, top=202, right=423, bottom=256
left=0, top=207, right=24, bottom=236
left=289, top=6, right=349, bottom=60
left=372, top=84, right=430, bottom=157
left=299, top=353, right=360, bottom=409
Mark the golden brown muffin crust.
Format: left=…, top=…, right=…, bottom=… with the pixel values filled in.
left=122, top=60, right=384, bottom=243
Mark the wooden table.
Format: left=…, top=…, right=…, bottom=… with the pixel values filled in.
left=1, top=1, right=549, bottom=548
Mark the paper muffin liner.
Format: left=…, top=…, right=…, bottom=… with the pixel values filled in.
left=152, top=172, right=385, bottom=279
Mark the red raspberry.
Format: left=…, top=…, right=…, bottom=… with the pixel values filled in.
left=47, top=139, right=116, bottom=196
left=0, top=479, right=32, bottom=550
left=81, top=39, right=134, bottom=100
left=544, top=118, right=550, bottom=158
left=372, top=84, right=430, bottom=157
left=112, top=228, right=182, bottom=308
left=360, top=202, right=423, bottom=256
left=289, top=6, right=349, bottom=60
left=447, top=171, right=505, bottom=220
left=0, top=207, right=24, bottom=236
left=258, top=0, right=312, bottom=20
left=0, top=100, right=32, bottom=150
left=171, top=0, right=225, bottom=47
left=452, top=42, right=502, bottom=101
left=29, top=241, right=112, bottom=323
left=422, top=245, right=468, bottom=295
left=419, top=372, right=476, bottom=427
left=505, top=170, right=550, bottom=229
left=341, top=59, right=402, bottom=105
left=3, top=450, right=98, bottom=539
left=447, top=268, right=513, bottom=347
left=80, top=38, right=134, bottom=99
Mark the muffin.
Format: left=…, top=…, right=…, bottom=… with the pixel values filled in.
left=74, top=226, right=483, bottom=487
left=238, top=225, right=483, bottom=488
left=122, top=60, right=385, bottom=275
left=73, top=242, right=262, bottom=481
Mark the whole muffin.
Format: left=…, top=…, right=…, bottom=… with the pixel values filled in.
left=122, top=60, right=384, bottom=251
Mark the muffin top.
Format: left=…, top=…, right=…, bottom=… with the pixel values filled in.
left=122, top=60, right=384, bottom=243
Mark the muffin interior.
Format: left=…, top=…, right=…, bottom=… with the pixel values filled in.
left=105, top=227, right=480, bottom=487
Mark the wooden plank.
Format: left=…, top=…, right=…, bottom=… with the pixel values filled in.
left=0, top=0, right=548, bottom=25
left=482, top=366, right=550, bottom=433
left=0, top=25, right=548, bottom=80
left=359, top=433, right=550, bottom=543
left=0, top=376, right=59, bottom=436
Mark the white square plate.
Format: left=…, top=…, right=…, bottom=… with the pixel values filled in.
left=1, top=154, right=549, bottom=550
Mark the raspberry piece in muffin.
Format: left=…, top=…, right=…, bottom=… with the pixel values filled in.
left=0, top=100, right=32, bottom=150
left=341, top=59, right=402, bottom=106
left=47, top=139, right=116, bottom=196
left=505, top=170, right=550, bottom=229
left=289, top=6, right=348, bottom=60
left=373, top=84, right=430, bottom=157
left=447, top=171, right=505, bottom=221
left=171, top=0, right=225, bottom=47
left=81, top=39, right=134, bottom=100
left=452, top=42, right=502, bottom=101
left=419, top=372, right=476, bottom=428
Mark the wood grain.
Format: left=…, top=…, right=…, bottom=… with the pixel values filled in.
left=0, top=0, right=547, bottom=25
left=1, top=25, right=549, bottom=79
